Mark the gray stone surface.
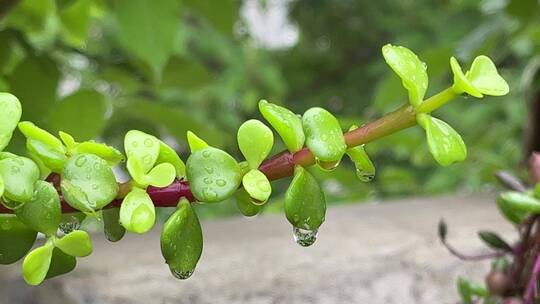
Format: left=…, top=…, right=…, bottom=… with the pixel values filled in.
left=0, top=195, right=515, bottom=304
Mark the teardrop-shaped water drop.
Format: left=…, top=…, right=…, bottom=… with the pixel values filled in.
left=169, top=266, right=194, bottom=280
left=356, top=169, right=375, bottom=182
left=315, top=158, right=340, bottom=172
left=293, top=226, right=318, bottom=247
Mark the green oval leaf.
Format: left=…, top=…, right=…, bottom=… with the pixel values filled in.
left=466, top=55, right=509, bottom=96
left=119, top=187, right=155, bottom=234
left=242, top=169, right=271, bottom=203
left=498, top=191, right=540, bottom=213
left=18, top=121, right=68, bottom=172
left=450, top=57, right=483, bottom=98
left=417, top=113, right=467, bottom=166
left=186, top=147, right=242, bottom=203
left=0, top=155, right=40, bottom=203
left=142, top=162, right=176, bottom=188
left=478, top=231, right=513, bottom=252
left=61, top=154, right=119, bottom=212
left=156, top=140, right=186, bottom=179
left=302, top=107, right=346, bottom=163
left=55, top=230, right=92, bottom=257
left=45, top=247, right=77, bottom=280
left=235, top=188, right=263, bottom=217
left=71, top=140, right=125, bottom=166
left=160, top=198, right=203, bottom=279
left=15, top=180, right=61, bottom=236
left=102, top=208, right=126, bottom=242
left=0, top=215, right=37, bottom=265
left=186, top=131, right=209, bottom=153
left=22, top=243, right=53, bottom=286
left=496, top=195, right=529, bottom=225
left=285, top=166, right=326, bottom=230
left=382, top=44, right=428, bottom=108
left=259, top=100, right=305, bottom=153
left=237, top=119, right=274, bottom=169
left=124, top=130, right=159, bottom=174
left=0, top=92, right=22, bottom=151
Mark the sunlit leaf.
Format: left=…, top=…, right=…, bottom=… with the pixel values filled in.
left=302, top=107, right=346, bottom=162
left=237, top=119, right=274, bottom=169
left=55, top=230, right=92, bottom=257
left=417, top=113, right=467, bottom=166
left=71, top=140, right=125, bottom=166
left=119, top=187, right=155, bottom=234
left=0, top=92, right=22, bottom=151
left=186, top=147, right=242, bottom=203
left=61, top=154, right=119, bottom=212
left=18, top=121, right=67, bottom=172
left=22, top=243, right=53, bottom=286
left=466, top=55, right=509, bottom=96
left=259, top=100, right=305, bottom=153
left=124, top=130, right=159, bottom=174
left=187, top=131, right=209, bottom=153
left=242, top=169, right=271, bottom=203
left=0, top=155, right=40, bottom=203
left=156, top=140, right=185, bottom=179
left=382, top=44, right=428, bottom=107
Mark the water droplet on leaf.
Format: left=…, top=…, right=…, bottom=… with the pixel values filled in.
left=293, top=227, right=318, bottom=247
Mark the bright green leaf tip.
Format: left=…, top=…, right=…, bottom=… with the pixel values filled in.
left=22, top=243, right=53, bottom=286
left=55, top=230, right=93, bottom=257
left=417, top=113, right=467, bottom=166
left=382, top=44, right=428, bottom=108
left=187, top=131, right=209, bottom=153
left=450, top=56, right=509, bottom=98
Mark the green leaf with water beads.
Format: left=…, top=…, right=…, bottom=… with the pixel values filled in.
left=18, top=122, right=68, bottom=172
left=186, top=147, right=242, bottom=203
left=102, top=208, right=126, bottom=242
left=15, top=181, right=61, bottom=236
left=156, top=140, right=186, bottom=179
left=187, top=131, right=209, bottom=153
left=161, top=198, right=203, bottom=280
left=71, top=141, right=125, bottom=166
left=45, top=248, right=76, bottom=280
left=119, top=187, right=155, bottom=234
left=124, top=130, right=160, bottom=174
left=382, top=44, right=428, bottom=108
left=496, top=195, right=529, bottom=224
left=61, top=154, right=119, bottom=213
left=259, top=99, right=305, bottom=153
left=0, top=215, right=37, bottom=265
left=0, top=156, right=40, bottom=203
left=237, top=119, right=274, bottom=169
left=346, top=125, right=375, bottom=182
left=55, top=230, right=92, bottom=257
left=417, top=113, right=467, bottom=166
left=302, top=107, right=346, bottom=163
left=235, top=188, right=263, bottom=217
left=0, top=93, right=22, bottom=151
left=22, top=242, right=53, bottom=286
left=242, top=169, right=271, bottom=203
left=466, top=56, right=510, bottom=96
left=285, top=166, right=326, bottom=231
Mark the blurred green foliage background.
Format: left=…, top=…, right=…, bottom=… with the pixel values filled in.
left=0, top=0, right=538, bottom=218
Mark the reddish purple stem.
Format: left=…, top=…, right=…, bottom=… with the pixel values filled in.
left=524, top=252, right=540, bottom=304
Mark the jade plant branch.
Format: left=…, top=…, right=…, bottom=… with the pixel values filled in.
left=0, top=88, right=454, bottom=214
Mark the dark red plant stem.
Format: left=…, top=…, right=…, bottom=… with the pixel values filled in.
left=0, top=104, right=417, bottom=214
left=441, top=238, right=509, bottom=262
left=523, top=252, right=540, bottom=304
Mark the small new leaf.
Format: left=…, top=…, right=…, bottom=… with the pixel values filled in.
left=187, top=131, right=209, bottom=153
left=259, top=100, right=305, bottom=153
left=119, top=187, right=156, bottom=234
left=55, top=230, right=93, bottom=257
left=478, top=231, right=512, bottom=252
left=237, top=119, right=274, bottom=169
left=22, top=243, right=53, bottom=286
left=417, top=113, right=467, bottom=166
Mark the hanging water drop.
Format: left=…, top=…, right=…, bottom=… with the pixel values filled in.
left=293, top=226, right=318, bottom=247
left=356, top=169, right=375, bottom=182
left=315, top=158, right=340, bottom=171
left=169, top=266, right=194, bottom=280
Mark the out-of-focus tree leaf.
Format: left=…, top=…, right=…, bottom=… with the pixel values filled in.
left=160, top=56, right=211, bottom=90
left=7, top=55, right=59, bottom=124
left=5, top=0, right=59, bottom=49
left=59, top=0, right=92, bottom=48
left=113, top=0, right=181, bottom=78
left=183, top=0, right=237, bottom=35
left=117, top=98, right=224, bottom=147
left=48, top=90, right=108, bottom=140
